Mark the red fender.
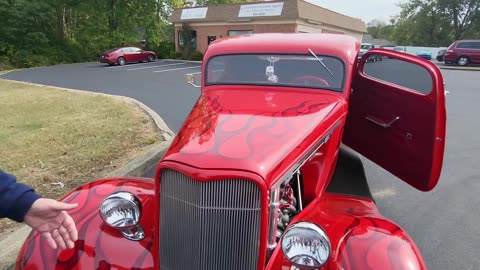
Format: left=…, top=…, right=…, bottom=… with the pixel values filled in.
left=14, top=178, right=157, bottom=270
left=266, top=193, right=426, bottom=270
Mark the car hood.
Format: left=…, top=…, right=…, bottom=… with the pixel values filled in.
left=162, top=87, right=346, bottom=186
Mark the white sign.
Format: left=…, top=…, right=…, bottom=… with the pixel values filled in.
left=181, top=7, right=208, bottom=20
left=238, top=2, right=284, bottom=17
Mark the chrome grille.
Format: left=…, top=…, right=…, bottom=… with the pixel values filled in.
left=159, top=169, right=262, bottom=270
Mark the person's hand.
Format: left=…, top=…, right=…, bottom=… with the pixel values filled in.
left=23, top=198, right=78, bottom=250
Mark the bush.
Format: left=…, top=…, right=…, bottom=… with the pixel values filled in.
left=189, top=50, right=203, bottom=61
left=170, top=51, right=182, bottom=59
left=152, top=41, right=176, bottom=59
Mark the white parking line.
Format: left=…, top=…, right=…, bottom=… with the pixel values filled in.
left=153, top=66, right=201, bottom=73
left=104, top=61, right=163, bottom=69
left=186, top=71, right=202, bottom=75
left=127, top=62, right=186, bottom=71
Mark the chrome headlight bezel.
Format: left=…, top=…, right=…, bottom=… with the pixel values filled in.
left=281, top=221, right=331, bottom=268
left=99, top=191, right=145, bottom=241
left=99, top=191, right=142, bottom=229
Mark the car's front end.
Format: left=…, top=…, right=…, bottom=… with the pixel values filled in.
left=444, top=42, right=458, bottom=64
left=15, top=33, right=432, bottom=270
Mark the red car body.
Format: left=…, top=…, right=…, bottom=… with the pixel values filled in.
left=15, top=33, right=446, bottom=269
left=99, top=46, right=157, bottom=66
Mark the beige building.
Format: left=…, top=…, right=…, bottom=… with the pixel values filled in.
left=170, top=0, right=367, bottom=54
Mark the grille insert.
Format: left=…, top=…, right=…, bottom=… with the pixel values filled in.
left=159, top=169, right=262, bottom=270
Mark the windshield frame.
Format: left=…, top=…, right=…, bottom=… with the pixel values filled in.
left=203, top=52, right=347, bottom=92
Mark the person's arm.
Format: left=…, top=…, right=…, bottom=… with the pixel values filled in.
left=0, top=169, right=78, bottom=249
left=0, top=169, right=41, bottom=222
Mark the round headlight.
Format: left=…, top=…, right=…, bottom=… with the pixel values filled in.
left=99, top=191, right=141, bottom=229
left=281, top=222, right=330, bottom=268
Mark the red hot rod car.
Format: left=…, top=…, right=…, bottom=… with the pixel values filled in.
left=15, top=33, right=446, bottom=269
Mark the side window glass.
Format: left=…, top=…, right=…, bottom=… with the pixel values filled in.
left=474, top=42, right=480, bottom=49
left=207, top=58, right=226, bottom=82
left=362, top=54, right=433, bottom=94
left=457, top=42, right=471, bottom=48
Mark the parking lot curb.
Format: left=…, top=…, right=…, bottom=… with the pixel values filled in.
left=0, top=79, right=175, bottom=270
left=437, top=65, right=480, bottom=71
left=434, top=62, right=480, bottom=71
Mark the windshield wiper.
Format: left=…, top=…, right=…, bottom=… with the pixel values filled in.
left=308, top=48, right=334, bottom=77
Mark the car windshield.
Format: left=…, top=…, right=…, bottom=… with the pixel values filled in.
left=361, top=45, right=372, bottom=49
left=205, top=54, right=345, bottom=91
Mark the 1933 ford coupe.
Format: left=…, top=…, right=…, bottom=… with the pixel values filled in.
left=14, top=33, right=446, bottom=270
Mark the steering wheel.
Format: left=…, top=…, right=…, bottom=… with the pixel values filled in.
left=289, top=75, right=330, bottom=87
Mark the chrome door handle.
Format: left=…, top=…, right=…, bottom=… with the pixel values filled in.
left=365, top=116, right=400, bottom=128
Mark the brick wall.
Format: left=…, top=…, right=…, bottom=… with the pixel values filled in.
left=175, top=23, right=296, bottom=54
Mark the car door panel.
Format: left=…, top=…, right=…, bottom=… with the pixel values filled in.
left=343, top=49, right=446, bottom=191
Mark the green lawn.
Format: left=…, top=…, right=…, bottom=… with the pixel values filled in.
left=0, top=79, right=163, bottom=237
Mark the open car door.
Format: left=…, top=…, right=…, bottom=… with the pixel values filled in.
left=343, top=49, right=446, bottom=191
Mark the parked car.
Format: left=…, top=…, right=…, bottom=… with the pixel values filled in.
left=15, top=33, right=446, bottom=270
left=436, top=49, right=446, bottom=61
left=99, top=46, right=157, bottom=66
left=357, top=43, right=382, bottom=62
left=444, top=39, right=480, bottom=66
left=416, top=50, right=432, bottom=60
left=393, top=46, right=407, bottom=52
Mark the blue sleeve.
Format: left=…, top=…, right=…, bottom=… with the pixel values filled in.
left=0, top=169, right=41, bottom=222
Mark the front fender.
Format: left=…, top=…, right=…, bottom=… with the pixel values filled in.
left=267, top=193, right=426, bottom=270
left=15, top=177, right=157, bottom=270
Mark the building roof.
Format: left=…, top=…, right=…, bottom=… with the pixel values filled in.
left=170, top=0, right=367, bottom=33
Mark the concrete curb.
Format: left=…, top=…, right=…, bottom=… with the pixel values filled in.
left=437, top=65, right=480, bottom=71
left=433, top=61, right=480, bottom=71
left=0, top=79, right=175, bottom=270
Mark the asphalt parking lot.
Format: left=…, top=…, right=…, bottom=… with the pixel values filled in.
left=1, top=60, right=202, bottom=132
left=1, top=59, right=480, bottom=269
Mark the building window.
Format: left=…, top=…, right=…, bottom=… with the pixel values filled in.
left=228, top=30, right=253, bottom=36
left=178, top=30, right=197, bottom=49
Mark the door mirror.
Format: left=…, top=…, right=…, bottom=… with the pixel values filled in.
left=362, top=53, right=433, bottom=94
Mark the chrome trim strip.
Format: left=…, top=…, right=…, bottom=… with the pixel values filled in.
left=276, top=119, right=342, bottom=185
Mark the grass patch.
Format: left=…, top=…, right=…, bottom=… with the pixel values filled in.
left=0, top=79, right=163, bottom=238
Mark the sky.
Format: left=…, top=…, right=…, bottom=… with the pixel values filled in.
left=306, top=0, right=406, bottom=24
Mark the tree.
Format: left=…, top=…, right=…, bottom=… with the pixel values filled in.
left=437, top=0, right=480, bottom=39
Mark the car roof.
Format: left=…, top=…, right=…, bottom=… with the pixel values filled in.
left=205, top=33, right=359, bottom=63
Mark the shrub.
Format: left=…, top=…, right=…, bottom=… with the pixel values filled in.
left=189, top=50, right=203, bottom=61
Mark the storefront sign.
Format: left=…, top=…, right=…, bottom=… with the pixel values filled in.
left=238, top=2, right=284, bottom=17
left=181, top=7, right=208, bottom=19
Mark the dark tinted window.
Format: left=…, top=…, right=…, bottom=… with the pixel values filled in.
left=456, top=41, right=480, bottom=49
left=205, top=54, right=345, bottom=91
left=363, top=54, right=433, bottom=94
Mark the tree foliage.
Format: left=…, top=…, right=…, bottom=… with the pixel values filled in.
left=0, top=0, right=174, bottom=68
left=0, top=0, right=246, bottom=68
left=367, top=0, right=480, bottom=47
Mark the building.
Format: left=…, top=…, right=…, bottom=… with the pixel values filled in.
left=170, top=0, right=367, bottom=54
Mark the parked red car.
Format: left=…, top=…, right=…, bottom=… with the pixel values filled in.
left=444, top=39, right=480, bottom=66
left=15, top=33, right=446, bottom=269
left=99, top=46, right=157, bottom=66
